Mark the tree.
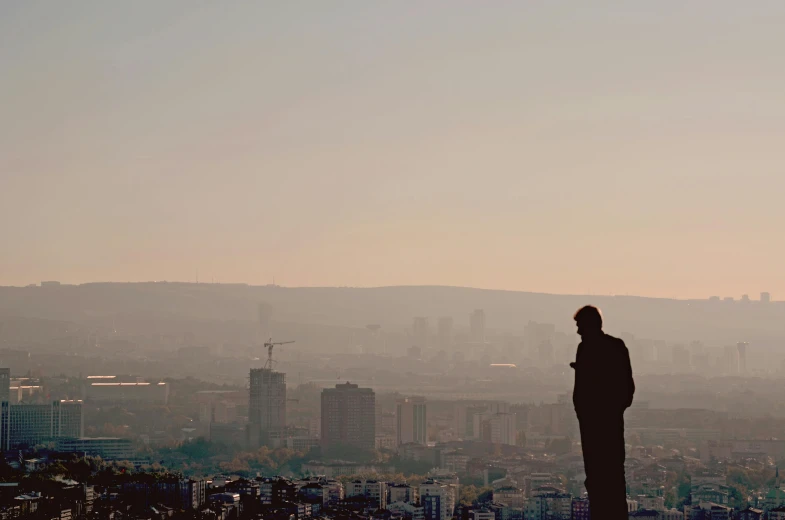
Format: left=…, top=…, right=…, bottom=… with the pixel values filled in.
left=664, top=489, right=677, bottom=509
left=64, top=459, right=92, bottom=483
left=459, top=485, right=479, bottom=505
left=477, top=488, right=493, bottom=504
left=0, top=458, right=21, bottom=482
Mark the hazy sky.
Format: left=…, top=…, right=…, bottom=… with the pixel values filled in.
left=2, top=2, right=784, bottom=299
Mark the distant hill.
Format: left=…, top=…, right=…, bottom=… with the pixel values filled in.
left=0, top=283, right=783, bottom=349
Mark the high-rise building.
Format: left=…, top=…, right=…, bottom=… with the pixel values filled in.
left=476, top=412, right=517, bottom=446
left=321, top=382, right=375, bottom=451
left=396, top=396, right=427, bottom=446
left=249, top=368, right=286, bottom=447
left=437, top=317, right=453, bottom=349
left=0, top=369, right=9, bottom=403
left=453, top=401, right=510, bottom=440
left=0, top=400, right=83, bottom=450
left=737, top=342, right=748, bottom=374
left=413, top=317, right=429, bottom=349
left=470, top=310, right=486, bottom=344
left=761, top=292, right=771, bottom=304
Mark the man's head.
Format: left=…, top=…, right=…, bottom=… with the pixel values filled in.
left=574, top=305, right=603, bottom=338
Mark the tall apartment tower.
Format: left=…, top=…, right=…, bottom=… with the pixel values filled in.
left=321, top=382, right=375, bottom=451
left=0, top=369, right=9, bottom=403
left=413, top=317, right=429, bottom=349
left=470, top=310, right=486, bottom=344
left=396, top=396, right=427, bottom=446
left=249, top=368, right=286, bottom=447
left=737, top=342, right=748, bottom=374
left=437, top=317, right=453, bottom=349
left=761, top=292, right=771, bottom=303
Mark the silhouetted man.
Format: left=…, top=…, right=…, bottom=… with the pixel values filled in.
left=570, top=305, right=634, bottom=520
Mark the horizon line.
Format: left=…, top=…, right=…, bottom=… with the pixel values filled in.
left=0, top=280, right=777, bottom=304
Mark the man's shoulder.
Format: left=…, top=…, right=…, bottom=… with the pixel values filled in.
left=603, top=334, right=628, bottom=350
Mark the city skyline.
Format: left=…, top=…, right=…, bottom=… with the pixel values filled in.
left=1, top=278, right=781, bottom=303
left=2, top=2, right=785, bottom=518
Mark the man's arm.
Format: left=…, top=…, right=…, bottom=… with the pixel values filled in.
left=619, top=340, right=635, bottom=409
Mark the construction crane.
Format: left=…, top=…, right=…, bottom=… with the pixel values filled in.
left=264, top=338, right=294, bottom=369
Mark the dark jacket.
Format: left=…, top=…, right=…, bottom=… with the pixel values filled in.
left=571, top=333, right=635, bottom=417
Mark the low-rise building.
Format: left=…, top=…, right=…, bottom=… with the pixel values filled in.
left=737, top=507, right=763, bottom=520
left=85, top=376, right=169, bottom=404
left=56, top=437, right=133, bottom=460
left=494, top=487, right=524, bottom=508
left=637, top=495, right=665, bottom=511
left=301, top=460, right=394, bottom=477
left=420, top=479, right=456, bottom=520
left=347, top=480, right=388, bottom=510
left=388, top=501, right=425, bottom=520
left=469, top=508, right=495, bottom=520
left=389, top=483, right=419, bottom=504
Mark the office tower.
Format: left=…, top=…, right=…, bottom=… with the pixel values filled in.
left=0, top=400, right=83, bottom=451
left=437, top=317, right=453, bottom=349
left=249, top=368, right=286, bottom=447
left=396, top=396, right=427, bottom=446
left=737, top=342, right=748, bottom=374
left=761, top=292, right=771, bottom=303
left=469, top=310, right=486, bottom=344
left=320, top=382, right=375, bottom=451
left=0, top=369, right=9, bottom=403
left=741, top=294, right=750, bottom=302
left=413, top=317, right=429, bottom=349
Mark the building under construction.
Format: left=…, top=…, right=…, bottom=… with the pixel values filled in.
left=248, top=368, right=286, bottom=448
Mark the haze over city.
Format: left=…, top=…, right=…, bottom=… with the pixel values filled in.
left=2, top=2, right=785, bottom=520
left=3, top=1, right=785, bottom=298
